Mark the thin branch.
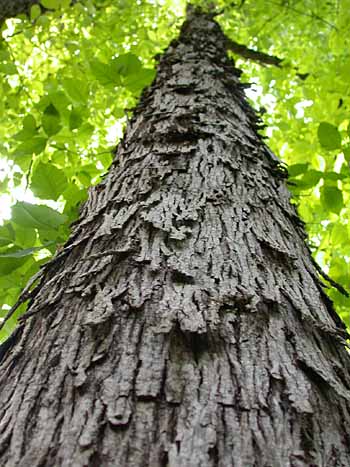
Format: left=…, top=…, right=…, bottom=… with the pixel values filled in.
left=225, top=38, right=283, bottom=67
left=225, top=38, right=309, bottom=80
left=311, top=257, right=349, bottom=298
left=254, top=12, right=283, bottom=37
left=267, top=0, right=337, bottom=31
left=0, top=268, right=44, bottom=334
left=25, top=156, right=34, bottom=191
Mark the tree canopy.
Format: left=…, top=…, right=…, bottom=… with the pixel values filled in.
left=0, top=0, right=349, bottom=342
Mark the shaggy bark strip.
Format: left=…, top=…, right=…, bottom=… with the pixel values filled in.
left=1, top=7, right=350, bottom=467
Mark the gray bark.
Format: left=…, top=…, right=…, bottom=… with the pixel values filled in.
left=1, top=7, right=350, bottom=467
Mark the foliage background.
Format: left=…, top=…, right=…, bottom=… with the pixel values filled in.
left=0, top=0, right=349, bottom=341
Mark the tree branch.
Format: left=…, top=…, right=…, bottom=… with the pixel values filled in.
left=225, top=37, right=309, bottom=80
left=267, top=0, right=337, bottom=31
left=225, top=38, right=283, bottom=67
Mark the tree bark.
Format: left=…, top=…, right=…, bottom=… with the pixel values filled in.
left=1, top=7, right=350, bottom=467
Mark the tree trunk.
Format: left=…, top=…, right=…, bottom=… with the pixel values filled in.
left=1, top=7, right=350, bottom=467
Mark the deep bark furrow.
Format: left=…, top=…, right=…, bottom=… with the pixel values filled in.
left=1, top=7, right=350, bottom=467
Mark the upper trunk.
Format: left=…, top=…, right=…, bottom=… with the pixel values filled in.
left=1, top=7, right=350, bottom=467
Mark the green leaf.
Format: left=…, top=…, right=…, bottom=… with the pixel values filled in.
left=288, top=163, right=309, bottom=177
left=0, top=50, right=10, bottom=61
left=42, top=104, right=62, bottom=136
left=0, top=243, right=54, bottom=258
left=0, top=224, right=15, bottom=248
left=62, top=78, right=88, bottom=104
left=0, top=62, right=17, bottom=75
left=40, top=0, right=60, bottom=9
left=343, top=146, right=350, bottom=162
left=62, top=183, right=87, bottom=207
left=109, top=54, right=155, bottom=93
left=111, top=53, right=142, bottom=76
left=75, top=123, right=94, bottom=142
left=331, top=223, right=348, bottom=245
left=13, top=227, right=37, bottom=248
left=76, top=171, right=92, bottom=186
left=0, top=255, right=28, bottom=275
left=99, top=151, right=112, bottom=169
left=11, top=202, right=67, bottom=231
left=0, top=176, right=9, bottom=192
left=124, top=68, right=156, bottom=93
left=13, top=137, right=47, bottom=157
left=30, top=162, right=68, bottom=200
left=320, top=186, right=344, bottom=214
left=38, top=228, right=62, bottom=244
left=13, top=115, right=37, bottom=141
left=317, top=122, right=341, bottom=150
left=48, top=91, right=71, bottom=116
left=13, top=172, right=23, bottom=186
left=69, top=108, right=83, bottom=130
left=89, top=59, right=118, bottom=85
left=291, top=170, right=322, bottom=190
left=23, top=115, right=37, bottom=132
left=30, top=4, right=42, bottom=20
left=323, top=171, right=346, bottom=181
